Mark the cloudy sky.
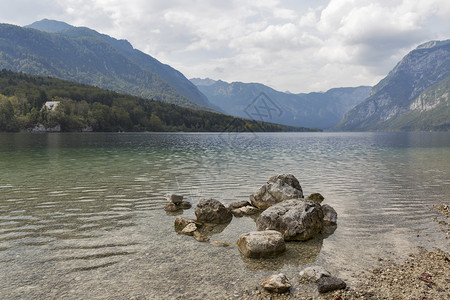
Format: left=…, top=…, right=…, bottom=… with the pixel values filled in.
left=1, top=0, right=449, bottom=93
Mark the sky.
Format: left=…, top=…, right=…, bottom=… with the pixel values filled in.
left=1, top=0, right=449, bottom=93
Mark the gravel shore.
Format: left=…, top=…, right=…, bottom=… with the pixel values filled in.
left=222, top=203, right=449, bottom=300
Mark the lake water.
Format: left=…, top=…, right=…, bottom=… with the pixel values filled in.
left=0, top=132, right=449, bottom=299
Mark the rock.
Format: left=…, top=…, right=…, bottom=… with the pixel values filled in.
left=260, top=273, right=291, bottom=293
left=174, top=217, right=202, bottom=232
left=317, top=276, right=346, bottom=293
left=322, top=204, right=337, bottom=225
left=179, top=201, right=192, bottom=209
left=211, top=241, right=231, bottom=247
left=307, top=193, right=324, bottom=203
left=250, top=174, right=303, bottom=210
left=232, top=205, right=260, bottom=217
left=181, top=223, right=197, bottom=236
left=193, top=231, right=210, bottom=242
left=299, top=266, right=331, bottom=282
left=195, top=198, right=233, bottom=224
left=164, top=203, right=179, bottom=212
left=237, top=230, right=286, bottom=258
left=256, top=199, right=324, bottom=241
left=166, top=193, right=183, bottom=204
left=229, top=201, right=251, bottom=210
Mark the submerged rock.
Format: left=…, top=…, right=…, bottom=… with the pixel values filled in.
left=299, top=266, right=331, bottom=282
left=181, top=223, right=197, bottom=236
left=250, top=174, right=303, bottom=210
left=260, top=273, right=291, bottom=293
left=193, top=231, right=210, bottom=242
left=237, top=230, right=286, bottom=258
left=317, top=276, right=346, bottom=293
left=195, top=198, right=232, bottom=224
left=256, top=199, right=324, bottom=241
left=174, top=217, right=202, bottom=232
left=307, top=193, right=324, bottom=203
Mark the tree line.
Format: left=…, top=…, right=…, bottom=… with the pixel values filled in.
left=0, top=70, right=320, bottom=133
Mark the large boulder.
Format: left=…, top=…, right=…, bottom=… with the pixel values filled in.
left=250, top=174, right=303, bottom=210
left=237, top=230, right=286, bottom=258
left=194, top=198, right=232, bottom=224
left=256, top=199, right=324, bottom=241
left=260, top=273, right=291, bottom=293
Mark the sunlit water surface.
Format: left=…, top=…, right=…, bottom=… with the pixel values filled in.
left=0, top=132, right=449, bottom=299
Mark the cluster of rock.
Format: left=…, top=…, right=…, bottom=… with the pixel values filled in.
left=163, top=194, right=192, bottom=212
left=237, top=174, right=337, bottom=258
left=258, top=266, right=346, bottom=294
left=166, top=174, right=344, bottom=295
left=299, top=266, right=346, bottom=293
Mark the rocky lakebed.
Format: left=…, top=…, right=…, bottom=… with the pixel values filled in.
left=163, top=174, right=449, bottom=299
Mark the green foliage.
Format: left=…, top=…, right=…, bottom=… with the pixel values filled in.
left=0, top=70, right=320, bottom=133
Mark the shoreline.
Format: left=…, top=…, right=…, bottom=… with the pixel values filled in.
left=224, top=204, right=449, bottom=299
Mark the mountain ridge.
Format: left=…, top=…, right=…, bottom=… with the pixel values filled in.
left=191, top=78, right=371, bottom=129
left=335, top=39, right=450, bottom=131
left=0, top=19, right=215, bottom=110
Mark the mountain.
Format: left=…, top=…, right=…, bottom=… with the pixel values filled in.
left=0, top=19, right=214, bottom=110
left=335, top=40, right=450, bottom=131
left=191, top=79, right=370, bottom=129
left=0, top=69, right=316, bottom=132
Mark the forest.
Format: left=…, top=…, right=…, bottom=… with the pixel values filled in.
left=0, top=70, right=320, bottom=133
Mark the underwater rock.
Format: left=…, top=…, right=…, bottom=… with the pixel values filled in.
left=237, top=230, right=286, bottom=258
left=260, top=273, right=291, bottom=293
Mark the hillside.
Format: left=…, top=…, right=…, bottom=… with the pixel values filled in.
left=0, top=70, right=319, bottom=133
left=0, top=19, right=214, bottom=110
left=335, top=40, right=450, bottom=131
left=192, top=79, right=370, bottom=129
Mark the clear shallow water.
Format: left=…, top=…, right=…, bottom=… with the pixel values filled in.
left=0, top=132, right=449, bottom=299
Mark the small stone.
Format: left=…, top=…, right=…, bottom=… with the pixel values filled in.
left=229, top=201, right=252, bottom=210
left=307, top=193, right=324, bottom=203
left=166, top=193, right=183, bottom=204
left=181, top=223, right=197, bottom=236
left=317, top=276, right=346, bottom=293
left=164, top=203, right=179, bottom=212
left=261, top=273, right=291, bottom=293
left=174, top=217, right=202, bottom=232
left=179, top=201, right=192, bottom=209
left=322, top=204, right=338, bottom=225
left=299, top=266, right=331, bottom=282
left=193, top=231, right=210, bottom=242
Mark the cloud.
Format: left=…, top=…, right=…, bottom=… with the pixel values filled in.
left=0, top=0, right=449, bottom=92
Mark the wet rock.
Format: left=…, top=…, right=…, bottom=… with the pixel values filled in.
left=237, top=230, right=286, bottom=258
left=195, top=198, right=233, bottom=224
left=174, top=217, right=202, bottom=232
left=256, top=199, right=324, bottom=241
left=307, top=193, right=324, bottom=203
left=193, top=231, right=210, bottom=242
left=229, top=201, right=252, bottom=210
left=181, top=223, right=197, bottom=236
left=164, top=203, right=179, bottom=212
left=179, top=201, right=192, bottom=209
left=250, top=174, right=303, bottom=210
left=322, top=204, right=337, bottom=225
left=299, top=266, right=331, bottom=282
left=166, top=193, right=183, bottom=204
left=317, top=276, right=346, bottom=293
left=211, top=241, right=231, bottom=247
left=232, top=205, right=260, bottom=217
left=260, top=273, right=291, bottom=293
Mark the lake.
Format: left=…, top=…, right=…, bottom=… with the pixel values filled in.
left=0, top=132, right=449, bottom=299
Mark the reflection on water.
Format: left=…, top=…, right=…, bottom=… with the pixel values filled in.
left=0, top=132, right=449, bottom=299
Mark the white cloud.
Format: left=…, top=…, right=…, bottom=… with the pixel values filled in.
left=0, top=0, right=449, bottom=92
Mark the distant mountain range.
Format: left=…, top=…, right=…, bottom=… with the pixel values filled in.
left=0, top=19, right=214, bottom=110
left=335, top=40, right=450, bottom=131
left=191, top=78, right=371, bottom=129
